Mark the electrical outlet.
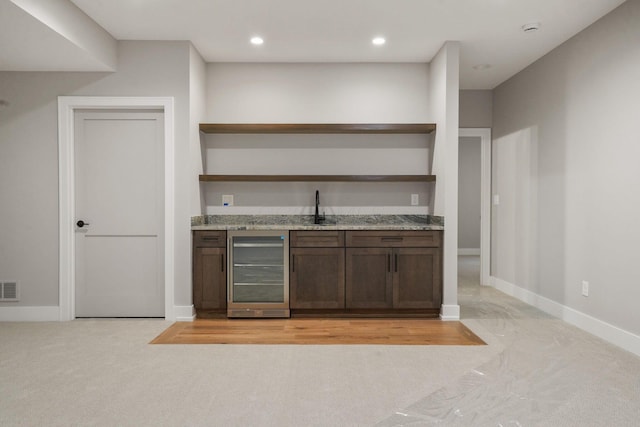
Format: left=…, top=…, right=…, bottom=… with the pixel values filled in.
left=582, top=280, right=589, bottom=297
left=222, top=195, right=234, bottom=206
left=493, top=194, right=500, bottom=205
left=411, top=194, right=419, bottom=206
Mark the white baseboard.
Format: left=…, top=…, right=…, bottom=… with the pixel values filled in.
left=490, top=276, right=640, bottom=357
left=458, top=248, right=480, bottom=256
left=173, top=305, right=196, bottom=322
left=0, top=306, right=60, bottom=321
left=440, top=304, right=460, bottom=321
left=0, top=305, right=198, bottom=322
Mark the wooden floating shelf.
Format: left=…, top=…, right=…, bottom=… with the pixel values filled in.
left=199, top=123, right=436, bottom=134
left=200, top=175, right=436, bottom=182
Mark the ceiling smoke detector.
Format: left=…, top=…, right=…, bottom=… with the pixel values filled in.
left=522, top=22, right=541, bottom=33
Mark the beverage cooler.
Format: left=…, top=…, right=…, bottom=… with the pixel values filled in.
left=227, top=230, right=290, bottom=318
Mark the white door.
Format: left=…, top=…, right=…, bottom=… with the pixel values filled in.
left=74, top=109, right=164, bottom=317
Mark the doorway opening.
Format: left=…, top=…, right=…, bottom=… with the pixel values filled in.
left=458, top=128, right=491, bottom=287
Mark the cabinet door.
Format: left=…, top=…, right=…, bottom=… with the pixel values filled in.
left=290, top=248, right=345, bottom=309
left=346, top=248, right=393, bottom=309
left=393, top=248, right=441, bottom=309
left=193, top=247, right=226, bottom=310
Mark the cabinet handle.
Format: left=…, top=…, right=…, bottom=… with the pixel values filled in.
left=387, top=254, right=391, bottom=272
left=203, top=237, right=220, bottom=241
left=395, top=253, right=398, bottom=272
left=221, top=254, right=224, bottom=272
left=381, top=237, right=403, bottom=242
left=292, top=254, right=295, bottom=273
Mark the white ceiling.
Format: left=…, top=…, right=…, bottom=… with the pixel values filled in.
left=1, top=0, right=628, bottom=89
left=0, top=0, right=113, bottom=71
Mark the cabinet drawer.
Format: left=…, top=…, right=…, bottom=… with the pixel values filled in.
left=290, top=230, right=345, bottom=247
left=346, top=230, right=441, bottom=248
left=193, top=230, right=227, bottom=247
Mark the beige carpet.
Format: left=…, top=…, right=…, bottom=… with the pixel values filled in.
left=0, top=256, right=638, bottom=426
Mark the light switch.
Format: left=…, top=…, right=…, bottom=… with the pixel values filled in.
left=493, top=194, right=500, bottom=205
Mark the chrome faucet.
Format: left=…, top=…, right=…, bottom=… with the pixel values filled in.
left=314, top=190, right=325, bottom=224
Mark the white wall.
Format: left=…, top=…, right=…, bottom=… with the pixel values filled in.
left=0, top=41, right=193, bottom=310
left=428, top=41, right=460, bottom=319
left=492, top=0, right=640, bottom=336
left=458, top=136, right=481, bottom=250
left=203, top=63, right=434, bottom=214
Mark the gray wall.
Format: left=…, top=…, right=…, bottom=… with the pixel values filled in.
left=492, top=0, right=640, bottom=335
left=189, top=44, right=207, bottom=217
left=0, top=41, right=193, bottom=308
left=204, top=63, right=435, bottom=214
left=428, top=42, right=460, bottom=314
left=0, top=46, right=458, bottom=314
left=459, top=90, right=492, bottom=128
left=458, top=136, right=481, bottom=250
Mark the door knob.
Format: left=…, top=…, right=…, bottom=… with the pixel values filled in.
left=76, top=220, right=90, bottom=228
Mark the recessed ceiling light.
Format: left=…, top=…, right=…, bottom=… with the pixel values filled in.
left=522, top=22, right=541, bottom=33
left=372, top=37, right=386, bottom=46
left=473, top=64, right=492, bottom=71
left=250, top=36, right=264, bottom=45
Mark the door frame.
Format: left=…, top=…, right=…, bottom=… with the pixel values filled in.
left=458, top=128, right=491, bottom=286
left=58, top=96, right=175, bottom=321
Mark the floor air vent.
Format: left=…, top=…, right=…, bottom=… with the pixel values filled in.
left=0, top=281, right=19, bottom=301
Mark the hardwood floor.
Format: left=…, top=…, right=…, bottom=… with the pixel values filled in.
left=150, top=318, right=486, bottom=345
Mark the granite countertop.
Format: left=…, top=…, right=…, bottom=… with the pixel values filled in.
left=191, top=214, right=444, bottom=231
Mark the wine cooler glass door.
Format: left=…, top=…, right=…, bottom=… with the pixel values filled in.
left=228, top=231, right=289, bottom=317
